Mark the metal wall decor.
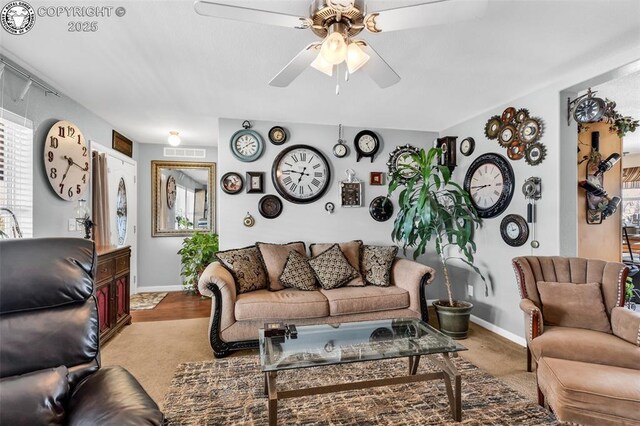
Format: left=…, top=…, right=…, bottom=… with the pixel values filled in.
left=387, top=144, right=419, bottom=185
left=246, top=172, right=265, bottom=193
left=230, top=120, right=265, bottom=162
left=340, top=169, right=363, bottom=207
left=220, top=172, right=244, bottom=194
left=258, top=195, right=283, bottom=219
left=484, top=107, right=546, bottom=166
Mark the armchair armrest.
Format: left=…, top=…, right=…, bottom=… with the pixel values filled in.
left=391, top=258, right=435, bottom=320
left=519, top=298, right=544, bottom=343
left=66, top=366, right=163, bottom=426
left=611, top=306, right=640, bottom=346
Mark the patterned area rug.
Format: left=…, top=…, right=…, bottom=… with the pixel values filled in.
left=163, top=356, right=558, bottom=425
left=130, top=292, right=168, bottom=310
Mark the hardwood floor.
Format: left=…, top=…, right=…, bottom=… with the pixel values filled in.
left=131, top=291, right=211, bottom=322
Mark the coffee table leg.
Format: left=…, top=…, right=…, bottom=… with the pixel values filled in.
left=409, top=355, right=421, bottom=375
left=267, top=371, right=278, bottom=426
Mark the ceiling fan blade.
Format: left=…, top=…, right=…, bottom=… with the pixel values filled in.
left=364, top=0, right=488, bottom=33
left=356, top=41, right=400, bottom=88
left=269, top=43, right=322, bottom=87
left=194, top=1, right=311, bottom=29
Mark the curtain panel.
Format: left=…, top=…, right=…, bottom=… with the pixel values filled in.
left=92, top=152, right=111, bottom=246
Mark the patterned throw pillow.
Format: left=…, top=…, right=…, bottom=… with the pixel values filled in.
left=309, top=240, right=364, bottom=287
left=308, top=244, right=358, bottom=290
left=361, top=245, right=399, bottom=287
left=216, top=246, right=268, bottom=294
left=256, top=242, right=307, bottom=291
left=278, top=251, right=318, bottom=291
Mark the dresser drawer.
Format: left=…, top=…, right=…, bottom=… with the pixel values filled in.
left=96, top=259, right=115, bottom=282
left=115, top=255, right=130, bottom=274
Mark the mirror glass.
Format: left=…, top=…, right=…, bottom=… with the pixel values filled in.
left=152, top=161, right=216, bottom=237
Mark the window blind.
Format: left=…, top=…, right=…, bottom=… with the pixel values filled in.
left=0, top=108, right=33, bottom=238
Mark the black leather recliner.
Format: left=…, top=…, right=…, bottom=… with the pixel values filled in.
left=0, top=238, right=164, bottom=425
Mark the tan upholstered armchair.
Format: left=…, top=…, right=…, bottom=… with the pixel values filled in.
left=512, top=256, right=636, bottom=371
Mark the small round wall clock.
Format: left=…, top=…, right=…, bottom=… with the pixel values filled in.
left=498, top=125, right=517, bottom=147
left=272, top=144, right=331, bottom=204
left=500, top=214, right=529, bottom=246
left=220, top=172, right=244, bottom=194
left=573, top=95, right=606, bottom=123
left=166, top=175, right=177, bottom=208
left=369, top=196, right=394, bottom=222
left=354, top=130, right=380, bottom=162
left=463, top=153, right=515, bottom=219
left=258, top=194, right=283, bottom=219
left=333, top=141, right=348, bottom=158
left=268, top=126, right=287, bottom=145
left=460, top=137, right=475, bottom=156
left=387, top=144, right=419, bottom=185
left=44, top=120, right=89, bottom=201
left=230, top=120, right=265, bottom=162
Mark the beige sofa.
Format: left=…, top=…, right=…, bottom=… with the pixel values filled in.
left=198, top=256, right=435, bottom=358
left=513, top=256, right=640, bottom=425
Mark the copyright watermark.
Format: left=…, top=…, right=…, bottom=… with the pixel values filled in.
left=1, top=1, right=36, bottom=35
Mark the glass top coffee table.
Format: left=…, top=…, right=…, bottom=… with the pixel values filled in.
left=259, top=318, right=467, bottom=425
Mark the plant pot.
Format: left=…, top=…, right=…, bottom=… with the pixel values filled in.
left=432, top=300, right=473, bottom=339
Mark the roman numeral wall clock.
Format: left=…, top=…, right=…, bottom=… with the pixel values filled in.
left=271, top=144, right=331, bottom=204
left=463, top=153, right=514, bottom=219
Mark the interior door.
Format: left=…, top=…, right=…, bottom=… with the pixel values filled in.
left=106, top=154, right=138, bottom=295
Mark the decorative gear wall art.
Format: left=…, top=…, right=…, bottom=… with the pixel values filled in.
left=483, top=106, right=547, bottom=166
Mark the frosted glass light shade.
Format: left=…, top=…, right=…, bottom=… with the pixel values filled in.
left=320, top=31, right=347, bottom=65
left=346, top=42, right=370, bottom=73
left=311, top=52, right=334, bottom=76
left=168, top=131, right=181, bottom=146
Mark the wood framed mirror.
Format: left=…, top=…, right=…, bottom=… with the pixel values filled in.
left=151, top=161, right=216, bottom=237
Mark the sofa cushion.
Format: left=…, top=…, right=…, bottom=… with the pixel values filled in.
left=537, top=357, right=640, bottom=424
left=320, top=286, right=410, bottom=316
left=256, top=242, right=307, bottom=291
left=361, top=245, right=398, bottom=287
left=529, top=326, right=640, bottom=370
left=216, top=246, right=268, bottom=294
left=235, top=289, right=329, bottom=321
left=537, top=281, right=611, bottom=333
left=0, top=366, right=69, bottom=425
left=279, top=251, right=318, bottom=291
left=310, top=241, right=364, bottom=287
left=308, top=244, right=359, bottom=290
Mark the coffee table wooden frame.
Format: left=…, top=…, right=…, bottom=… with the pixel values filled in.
left=263, top=352, right=462, bottom=425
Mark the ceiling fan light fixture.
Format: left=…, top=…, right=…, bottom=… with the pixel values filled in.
left=310, top=52, right=334, bottom=76
left=346, top=41, right=369, bottom=73
left=320, top=26, right=348, bottom=65
left=168, top=131, right=181, bottom=146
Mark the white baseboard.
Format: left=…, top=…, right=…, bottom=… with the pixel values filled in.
left=427, top=299, right=526, bottom=347
left=135, top=285, right=183, bottom=293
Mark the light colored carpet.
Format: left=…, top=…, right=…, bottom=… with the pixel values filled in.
left=101, top=317, right=537, bottom=411
left=130, top=292, right=168, bottom=310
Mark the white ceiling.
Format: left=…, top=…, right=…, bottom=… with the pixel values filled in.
left=2, top=0, right=639, bottom=147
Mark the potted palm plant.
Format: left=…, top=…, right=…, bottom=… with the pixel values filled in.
left=178, top=232, right=219, bottom=295
left=387, top=147, right=486, bottom=338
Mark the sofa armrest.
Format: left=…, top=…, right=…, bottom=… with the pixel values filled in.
left=611, top=306, right=640, bottom=346
left=66, top=366, right=163, bottom=426
left=519, top=298, right=544, bottom=343
left=391, top=258, right=435, bottom=318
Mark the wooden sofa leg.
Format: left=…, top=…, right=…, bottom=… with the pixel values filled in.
left=537, top=386, right=545, bottom=407
left=527, top=345, right=532, bottom=372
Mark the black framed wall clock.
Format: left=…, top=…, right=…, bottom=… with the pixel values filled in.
left=500, top=214, right=529, bottom=246
left=258, top=195, right=283, bottom=219
left=44, top=120, right=89, bottom=201
left=387, top=144, right=419, bottom=185
left=460, top=137, right=475, bottom=156
left=354, top=130, right=380, bottom=162
left=166, top=175, right=177, bottom=208
left=230, top=121, right=265, bottom=162
left=246, top=172, right=264, bottom=193
left=369, top=196, right=394, bottom=222
left=463, top=153, right=515, bottom=219
left=271, top=145, right=331, bottom=204
left=220, top=172, right=244, bottom=194
left=268, top=126, right=287, bottom=145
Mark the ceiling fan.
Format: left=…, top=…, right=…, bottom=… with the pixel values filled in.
left=194, top=0, right=488, bottom=89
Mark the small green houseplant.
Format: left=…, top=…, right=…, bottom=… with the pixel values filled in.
left=388, top=147, right=486, bottom=338
left=178, top=232, right=219, bottom=295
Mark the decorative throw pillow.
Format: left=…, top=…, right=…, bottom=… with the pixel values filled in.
left=537, top=281, right=612, bottom=333
left=308, top=244, right=358, bottom=290
left=279, top=251, right=318, bottom=291
left=216, top=246, right=268, bottom=294
left=361, top=245, right=399, bottom=287
left=0, top=366, right=69, bottom=425
left=256, top=242, right=307, bottom=291
left=310, top=240, right=364, bottom=287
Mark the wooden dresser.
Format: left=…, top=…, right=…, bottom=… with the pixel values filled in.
left=96, top=245, right=132, bottom=344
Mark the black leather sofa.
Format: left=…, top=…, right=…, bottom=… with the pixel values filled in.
left=0, top=238, right=164, bottom=425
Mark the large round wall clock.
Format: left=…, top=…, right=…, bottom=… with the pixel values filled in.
left=44, top=120, right=89, bottom=201
left=354, top=130, right=380, bottom=162
left=387, top=144, right=419, bottom=185
left=500, top=214, right=529, bottom=247
left=166, top=175, right=177, bottom=208
left=272, top=144, right=331, bottom=204
left=463, top=153, right=515, bottom=219
left=230, top=121, right=265, bottom=162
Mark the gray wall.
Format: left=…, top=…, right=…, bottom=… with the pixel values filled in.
left=218, top=118, right=438, bottom=249
left=1, top=58, right=123, bottom=238
left=137, top=143, right=217, bottom=290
